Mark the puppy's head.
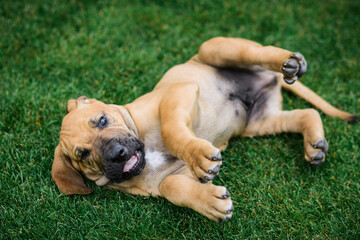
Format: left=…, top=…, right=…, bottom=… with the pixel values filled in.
left=52, top=96, right=145, bottom=195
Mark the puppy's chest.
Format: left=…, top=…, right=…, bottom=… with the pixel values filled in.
left=141, top=146, right=186, bottom=190
left=145, top=150, right=167, bottom=170
left=143, top=133, right=185, bottom=172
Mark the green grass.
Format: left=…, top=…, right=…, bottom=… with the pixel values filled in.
left=1, top=0, right=359, bottom=238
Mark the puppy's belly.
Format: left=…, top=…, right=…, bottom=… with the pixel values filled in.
left=192, top=80, right=248, bottom=146
left=194, top=102, right=246, bottom=147
left=191, top=66, right=279, bottom=146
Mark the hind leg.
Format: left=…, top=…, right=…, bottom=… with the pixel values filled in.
left=242, top=109, right=328, bottom=165
left=197, top=37, right=307, bottom=84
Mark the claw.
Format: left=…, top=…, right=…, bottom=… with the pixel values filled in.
left=211, top=151, right=222, bottom=161
left=208, top=164, right=220, bottom=174
left=222, top=189, right=230, bottom=199
left=226, top=204, right=234, bottom=214
left=204, top=175, right=215, bottom=181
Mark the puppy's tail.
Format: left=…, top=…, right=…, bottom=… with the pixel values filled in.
left=281, top=81, right=359, bottom=123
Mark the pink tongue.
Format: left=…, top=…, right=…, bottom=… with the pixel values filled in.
left=123, top=155, right=138, bottom=172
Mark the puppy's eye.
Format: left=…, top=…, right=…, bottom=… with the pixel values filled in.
left=81, top=149, right=90, bottom=159
left=76, top=148, right=91, bottom=160
left=98, top=116, right=108, bottom=128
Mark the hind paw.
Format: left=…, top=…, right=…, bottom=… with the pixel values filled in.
left=282, top=53, right=307, bottom=84
left=304, top=139, right=328, bottom=165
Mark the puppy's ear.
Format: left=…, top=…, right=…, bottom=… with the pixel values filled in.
left=67, top=96, right=94, bottom=113
left=67, top=99, right=78, bottom=113
left=52, top=145, right=93, bottom=195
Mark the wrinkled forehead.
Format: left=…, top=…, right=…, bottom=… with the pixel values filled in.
left=62, top=105, right=102, bottom=130
left=59, top=102, right=127, bottom=150
left=62, top=102, right=124, bottom=126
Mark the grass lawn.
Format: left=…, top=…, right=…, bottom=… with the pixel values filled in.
left=1, top=0, right=359, bottom=238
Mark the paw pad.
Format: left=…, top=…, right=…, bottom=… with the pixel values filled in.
left=307, top=139, right=328, bottom=166
left=313, top=139, right=329, bottom=153
left=282, top=52, right=307, bottom=84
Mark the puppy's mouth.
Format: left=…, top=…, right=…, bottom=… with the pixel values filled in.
left=108, top=149, right=145, bottom=183
left=123, top=151, right=144, bottom=174
left=101, top=137, right=146, bottom=183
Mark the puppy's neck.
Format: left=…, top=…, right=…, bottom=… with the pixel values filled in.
left=116, top=105, right=139, bottom=138
left=125, top=93, right=163, bottom=141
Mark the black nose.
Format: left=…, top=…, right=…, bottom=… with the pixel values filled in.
left=108, top=144, right=128, bottom=162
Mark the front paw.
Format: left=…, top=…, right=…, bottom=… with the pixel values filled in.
left=183, top=139, right=222, bottom=182
left=282, top=53, right=307, bottom=84
left=195, top=185, right=233, bottom=222
left=304, top=138, right=329, bottom=165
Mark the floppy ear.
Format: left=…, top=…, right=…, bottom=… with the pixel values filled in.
left=52, top=145, right=93, bottom=195
left=67, top=96, right=94, bottom=113
left=67, top=99, right=78, bottom=113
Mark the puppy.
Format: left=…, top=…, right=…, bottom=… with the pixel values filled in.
left=52, top=37, right=358, bottom=222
